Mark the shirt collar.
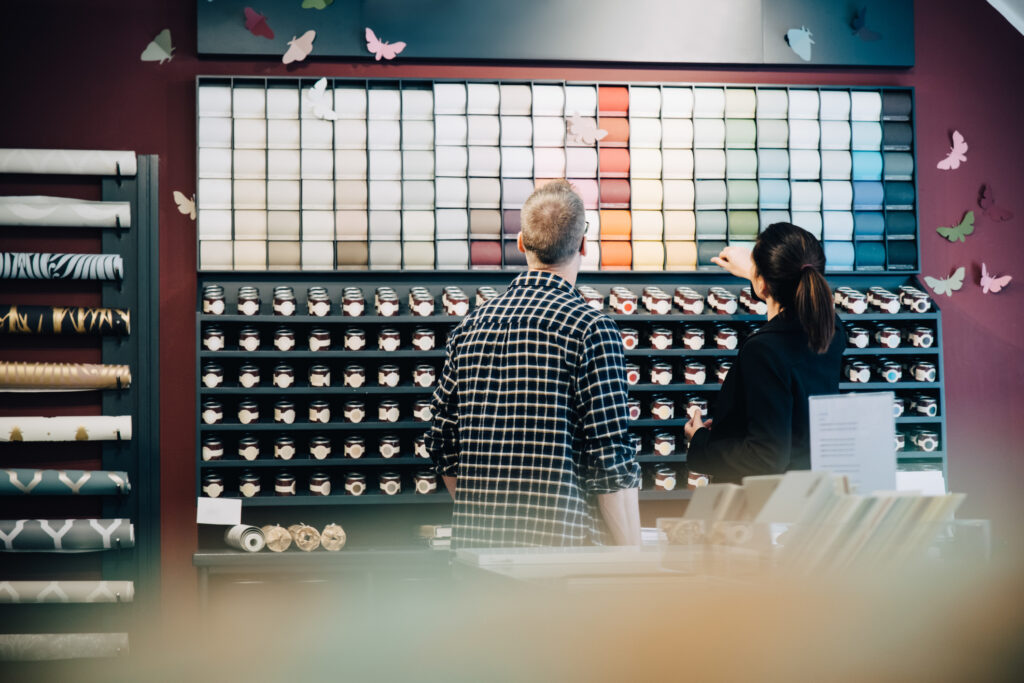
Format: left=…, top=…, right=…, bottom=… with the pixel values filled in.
left=508, top=270, right=579, bottom=296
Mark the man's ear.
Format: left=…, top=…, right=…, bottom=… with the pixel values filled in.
left=579, top=237, right=587, bottom=256
left=517, top=232, right=526, bottom=254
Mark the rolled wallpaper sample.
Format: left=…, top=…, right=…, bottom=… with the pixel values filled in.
left=821, top=181, right=853, bottom=210
left=757, top=149, right=789, bottom=178
left=600, top=179, right=631, bottom=207
left=662, top=87, right=694, bottom=118
left=337, top=240, right=369, bottom=267
left=502, top=210, right=521, bottom=236
left=694, top=149, right=726, bottom=179
left=533, top=117, right=565, bottom=147
left=0, top=305, right=129, bottom=336
left=821, top=151, right=852, bottom=180
left=663, top=150, right=694, bottom=179
left=697, top=240, right=728, bottom=266
left=598, top=149, right=630, bottom=177
left=501, top=179, right=534, bottom=209
left=854, top=211, right=886, bottom=238
left=789, top=120, right=820, bottom=149
left=820, top=121, right=851, bottom=150
left=0, top=469, right=130, bottom=495
left=662, top=180, right=695, bottom=210
left=581, top=241, right=600, bottom=270
left=851, top=91, right=882, bottom=120
left=855, top=241, right=886, bottom=269
left=0, top=196, right=130, bottom=229
left=695, top=180, right=727, bottom=210
left=601, top=118, right=630, bottom=146
left=369, top=88, right=401, bottom=118
left=823, top=241, right=855, bottom=270
left=664, top=211, right=696, bottom=240
left=403, top=241, right=435, bottom=269
left=851, top=122, right=882, bottom=150
left=881, top=91, right=912, bottom=120
left=630, top=87, right=661, bottom=117
left=790, top=182, right=822, bottom=212
left=727, top=211, right=759, bottom=239
left=695, top=211, right=727, bottom=239
left=756, top=120, right=789, bottom=148
left=726, top=180, right=759, bottom=209
left=823, top=211, right=854, bottom=240
left=600, top=241, right=631, bottom=269
left=532, top=85, right=564, bottom=116
left=725, top=119, right=756, bottom=148
left=791, top=212, right=822, bottom=239
left=661, top=119, right=693, bottom=148
left=224, top=525, right=266, bottom=552
left=630, top=180, right=662, bottom=210
left=819, top=91, right=851, bottom=120
left=434, top=83, right=467, bottom=114
left=0, top=633, right=129, bottom=661
left=725, top=150, right=757, bottom=179
left=0, top=519, right=134, bottom=551
left=534, top=148, right=566, bottom=177
left=568, top=179, right=599, bottom=209
left=756, top=90, right=788, bottom=118
left=401, top=150, right=434, bottom=179
left=470, top=240, right=501, bottom=266
left=758, top=179, right=790, bottom=209
left=788, top=90, right=819, bottom=119
left=470, top=178, right=501, bottom=208
left=436, top=208, right=469, bottom=238
left=467, top=115, right=499, bottom=146
left=465, top=146, right=498, bottom=179
left=852, top=151, right=883, bottom=181
left=665, top=241, right=698, bottom=268
left=502, top=240, right=526, bottom=266
left=0, top=415, right=132, bottom=442
left=725, top=88, right=756, bottom=118
left=631, top=211, right=663, bottom=240
left=598, top=86, right=629, bottom=116
left=789, top=150, right=821, bottom=181
left=0, top=253, right=123, bottom=281
left=629, top=149, right=662, bottom=179
left=629, top=118, right=661, bottom=148
left=693, top=88, right=725, bottom=118
left=436, top=240, right=469, bottom=267
left=0, top=362, right=131, bottom=391
left=759, top=210, right=791, bottom=228
left=853, top=181, right=884, bottom=210
left=0, top=581, right=134, bottom=603
left=435, top=116, right=468, bottom=146
left=884, top=181, right=915, bottom=209
left=499, top=84, right=532, bottom=115
left=885, top=211, right=916, bottom=238
left=882, top=152, right=914, bottom=180
left=693, top=119, right=726, bottom=148
left=599, top=210, right=631, bottom=240
left=0, top=149, right=137, bottom=177
left=402, top=89, right=434, bottom=119
left=632, top=241, right=665, bottom=270
left=886, top=240, right=917, bottom=269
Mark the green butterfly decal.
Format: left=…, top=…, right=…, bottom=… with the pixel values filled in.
left=936, top=210, right=974, bottom=243
left=140, top=29, right=173, bottom=64
left=924, top=266, right=965, bottom=297
left=302, top=0, right=334, bottom=8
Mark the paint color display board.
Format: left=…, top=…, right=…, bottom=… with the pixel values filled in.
left=196, top=79, right=918, bottom=274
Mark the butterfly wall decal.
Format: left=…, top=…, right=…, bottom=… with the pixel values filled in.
left=283, top=30, right=316, bottom=64
left=936, top=130, right=967, bottom=170
left=980, top=263, right=1012, bottom=294
left=850, top=6, right=882, bottom=41
left=785, top=26, right=814, bottom=61
left=566, top=115, right=608, bottom=145
left=306, top=78, right=338, bottom=120
left=140, top=29, right=174, bottom=64
left=365, top=28, right=406, bottom=61
left=244, top=7, right=274, bottom=39
left=936, top=210, right=974, bottom=243
left=924, top=266, right=965, bottom=297
left=978, top=184, right=1014, bottom=222
left=302, top=0, right=333, bottom=8
left=173, top=191, right=196, bottom=221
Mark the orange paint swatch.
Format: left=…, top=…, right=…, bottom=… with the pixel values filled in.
left=598, top=86, right=629, bottom=116
left=599, top=148, right=630, bottom=178
left=600, top=117, right=630, bottom=146
left=600, top=241, right=632, bottom=269
left=599, top=210, right=631, bottom=241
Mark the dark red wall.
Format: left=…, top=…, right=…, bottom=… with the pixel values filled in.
left=1, top=1, right=1022, bottom=605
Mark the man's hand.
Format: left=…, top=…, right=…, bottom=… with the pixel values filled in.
left=711, top=245, right=754, bottom=281
left=684, top=408, right=712, bottom=441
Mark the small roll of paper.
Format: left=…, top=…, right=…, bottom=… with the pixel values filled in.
left=0, top=196, right=131, bottom=228
left=0, top=252, right=123, bottom=281
left=0, top=148, right=137, bottom=177
left=321, top=523, right=347, bottom=552
left=224, top=525, right=266, bottom=553
left=0, top=415, right=131, bottom=442
left=0, top=519, right=134, bottom=552
left=0, top=580, right=134, bottom=603
left=0, top=305, right=130, bottom=336
left=0, top=362, right=131, bottom=391
left=0, top=633, right=129, bottom=661
left=288, top=524, right=320, bottom=552
left=0, top=468, right=130, bottom=495
left=261, top=525, right=292, bottom=552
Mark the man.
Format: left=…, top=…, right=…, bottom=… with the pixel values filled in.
left=425, top=180, right=641, bottom=549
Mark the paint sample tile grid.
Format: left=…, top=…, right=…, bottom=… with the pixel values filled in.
left=196, top=79, right=917, bottom=272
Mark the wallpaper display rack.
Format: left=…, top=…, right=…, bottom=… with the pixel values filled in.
left=195, top=272, right=945, bottom=521
left=196, top=78, right=918, bottom=274
left=0, top=151, right=160, bottom=661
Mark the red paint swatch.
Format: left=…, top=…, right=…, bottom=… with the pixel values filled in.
left=600, top=117, right=630, bottom=147
left=599, top=179, right=631, bottom=208
left=599, top=149, right=630, bottom=178
left=598, top=86, right=629, bottom=116
left=599, top=210, right=631, bottom=240
left=600, top=241, right=632, bottom=269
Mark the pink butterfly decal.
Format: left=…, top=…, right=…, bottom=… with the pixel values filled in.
left=980, top=263, right=1012, bottom=294
left=283, top=30, right=316, bottom=64
left=566, top=115, right=608, bottom=145
left=978, top=184, right=1014, bottom=222
left=244, top=7, right=274, bottom=39
left=936, top=130, right=967, bottom=170
left=365, top=27, right=406, bottom=60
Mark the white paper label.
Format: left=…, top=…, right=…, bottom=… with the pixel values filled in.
left=197, top=497, right=241, bottom=525
left=274, top=374, right=294, bottom=388
left=240, top=374, right=258, bottom=388
left=275, top=337, right=295, bottom=351
left=346, top=337, right=365, bottom=351
left=205, top=336, right=224, bottom=351
left=203, top=373, right=222, bottom=388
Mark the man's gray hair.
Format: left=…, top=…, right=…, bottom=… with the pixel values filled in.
left=520, top=180, right=586, bottom=265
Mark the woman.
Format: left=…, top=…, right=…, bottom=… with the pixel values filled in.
left=684, top=223, right=845, bottom=484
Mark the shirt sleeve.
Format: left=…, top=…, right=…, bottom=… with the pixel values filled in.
left=686, top=339, right=792, bottom=481
left=425, top=328, right=460, bottom=477
left=576, top=316, right=641, bottom=494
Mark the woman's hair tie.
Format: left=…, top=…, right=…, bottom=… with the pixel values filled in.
left=801, top=263, right=815, bottom=271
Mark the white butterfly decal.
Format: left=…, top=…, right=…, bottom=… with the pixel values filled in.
left=923, top=266, right=965, bottom=297
left=306, top=78, right=338, bottom=120
left=173, top=191, right=196, bottom=220
left=566, top=115, right=608, bottom=145
left=785, top=26, right=814, bottom=61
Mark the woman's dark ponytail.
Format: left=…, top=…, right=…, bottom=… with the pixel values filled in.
left=752, top=223, right=837, bottom=354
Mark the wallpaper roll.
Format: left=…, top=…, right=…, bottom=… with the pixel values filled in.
left=233, top=119, right=266, bottom=148
left=820, top=121, right=851, bottom=150
left=233, top=87, right=265, bottom=118
left=0, top=581, right=134, bottom=604
left=853, top=181, right=884, bottom=210
left=854, top=211, right=885, bottom=238
left=631, top=180, right=662, bottom=210
left=756, top=120, right=789, bottom=148
left=402, top=90, right=434, bottom=119
left=199, top=241, right=232, bottom=270
left=695, top=181, right=727, bottom=210
left=632, top=241, right=665, bottom=270
left=694, top=150, right=726, bottom=179
left=401, top=150, right=435, bottom=179
left=0, top=305, right=129, bottom=336
left=851, top=91, right=882, bottom=120
left=0, top=196, right=131, bottom=229
left=0, top=469, right=130, bottom=495
left=724, top=88, right=756, bottom=118
left=662, top=180, right=695, bottom=209
left=727, top=211, right=759, bottom=239
left=882, top=152, right=914, bottom=180
left=631, top=211, right=663, bottom=240
left=434, top=83, right=467, bottom=115
left=236, top=149, right=268, bottom=179
left=789, top=120, right=820, bottom=149
left=470, top=240, right=501, bottom=266
left=881, top=91, right=912, bottom=120
left=852, top=152, right=883, bottom=181
left=599, top=241, right=631, bottom=269
left=821, top=151, right=852, bottom=180
left=584, top=210, right=600, bottom=238
left=629, top=149, right=662, bottom=179
left=336, top=211, right=368, bottom=240
left=0, top=149, right=137, bottom=177
left=436, top=209, right=468, bottom=238
left=759, top=210, right=791, bottom=228
left=0, top=519, right=134, bottom=552
left=855, top=241, right=886, bottom=270
left=823, top=211, right=854, bottom=240
left=886, top=240, right=917, bottom=269
left=756, top=90, right=788, bottom=118
left=791, top=212, right=822, bottom=239
left=499, top=84, right=532, bottom=115
left=532, top=85, right=564, bottom=116
left=337, top=241, right=369, bottom=268
left=697, top=240, right=727, bottom=266
left=198, top=85, right=231, bottom=117
left=601, top=118, right=630, bottom=146
left=789, top=150, right=820, bottom=180
left=725, top=119, right=756, bottom=149
left=502, top=210, right=522, bottom=236
left=402, top=181, right=435, bottom=210
left=851, top=122, right=882, bottom=150
left=598, top=87, right=629, bottom=116
left=268, top=151, right=301, bottom=181
left=224, top=525, right=265, bottom=553
left=598, top=149, right=630, bottom=177
left=882, top=122, right=913, bottom=149
left=199, top=118, right=231, bottom=149
left=662, top=87, right=694, bottom=118
left=885, top=211, right=916, bottom=238
left=819, top=91, right=851, bottom=120
left=758, top=180, right=790, bottom=209
left=791, top=182, right=822, bottom=212
left=695, top=211, right=727, bottom=239
left=368, top=240, right=401, bottom=268
left=500, top=116, right=533, bottom=146
left=501, top=179, right=534, bottom=209
left=369, top=210, right=401, bottom=238
left=267, top=86, right=299, bottom=119
left=534, top=148, right=566, bottom=177
left=664, top=211, right=696, bottom=240
left=566, top=148, right=598, bottom=177
left=368, top=88, right=401, bottom=118
left=435, top=146, right=468, bottom=177
left=726, top=180, right=758, bottom=209
left=661, top=119, right=693, bottom=148
left=500, top=147, right=533, bottom=178
left=435, top=116, right=468, bottom=146
left=302, top=181, right=335, bottom=210
left=533, top=117, right=565, bottom=147
left=693, top=119, right=725, bottom=148
left=568, top=179, right=599, bottom=209
left=436, top=240, right=469, bottom=267
left=302, top=119, right=334, bottom=149
left=663, top=150, right=694, bottom=179
left=0, top=633, right=128, bottom=661
left=884, top=182, right=915, bottom=209
left=823, top=241, right=855, bottom=270
left=468, top=178, right=501, bottom=208
left=236, top=241, right=268, bottom=269
left=629, top=87, right=661, bottom=117
left=0, top=253, right=122, bottom=281
left=502, top=240, right=526, bottom=266
left=788, top=90, right=819, bottom=119
left=0, top=415, right=131, bottom=442
left=599, top=210, right=631, bottom=240
left=266, top=120, right=299, bottom=149
left=600, top=179, right=631, bottom=207
left=725, top=150, right=757, bottom=179
left=467, top=116, right=500, bottom=146
left=369, top=151, right=402, bottom=180
left=436, top=178, right=468, bottom=207
left=629, top=118, right=661, bottom=148
left=757, top=149, right=789, bottom=178
left=198, top=148, right=231, bottom=178
left=665, top=241, right=698, bottom=268
left=693, top=88, right=725, bottom=118
left=0, top=362, right=130, bottom=391
left=403, top=211, right=434, bottom=239
left=821, top=181, right=853, bottom=210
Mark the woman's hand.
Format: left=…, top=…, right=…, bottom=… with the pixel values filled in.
left=684, top=408, right=712, bottom=441
left=711, top=245, right=754, bottom=282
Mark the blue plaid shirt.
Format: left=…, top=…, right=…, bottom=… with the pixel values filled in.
left=426, top=270, right=641, bottom=548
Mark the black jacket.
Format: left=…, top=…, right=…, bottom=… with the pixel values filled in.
left=686, top=313, right=845, bottom=484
